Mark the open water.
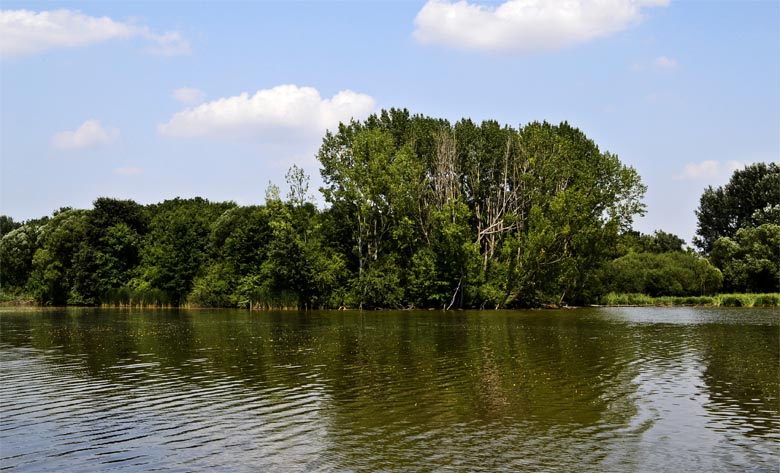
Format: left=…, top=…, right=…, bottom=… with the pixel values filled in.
left=0, top=307, right=778, bottom=471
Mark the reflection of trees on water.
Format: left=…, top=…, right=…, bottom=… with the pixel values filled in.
left=5, top=308, right=777, bottom=469
left=5, top=309, right=643, bottom=426
left=697, top=323, right=780, bottom=438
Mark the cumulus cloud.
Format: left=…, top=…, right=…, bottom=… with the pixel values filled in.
left=158, top=84, right=376, bottom=142
left=113, top=167, right=143, bottom=176
left=172, top=87, right=206, bottom=105
left=674, top=160, right=746, bottom=181
left=413, top=0, right=669, bottom=54
left=52, top=120, right=119, bottom=150
left=0, top=9, right=190, bottom=58
left=653, top=55, right=677, bottom=69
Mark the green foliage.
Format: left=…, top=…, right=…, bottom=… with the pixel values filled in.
left=0, top=223, right=42, bottom=289
left=1, top=111, right=662, bottom=308
left=710, top=224, right=780, bottom=293
left=753, top=294, right=780, bottom=307
left=188, top=263, right=237, bottom=307
left=602, top=292, right=655, bottom=305
left=718, top=294, right=753, bottom=307
left=641, top=230, right=686, bottom=253
left=319, top=111, right=646, bottom=308
left=694, top=162, right=780, bottom=254
left=102, top=286, right=173, bottom=307
left=0, top=287, right=34, bottom=304
left=135, top=198, right=235, bottom=306
left=0, top=215, right=22, bottom=238
left=349, top=258, right=404, bottom=309
left=602, top=292, right=780, bottom=307
left=26, top=209, right=90, bottom=305
left=604, top=252, right=722, bottom=297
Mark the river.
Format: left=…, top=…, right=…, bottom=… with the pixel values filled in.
left=1, top=307, right=777, bottom=471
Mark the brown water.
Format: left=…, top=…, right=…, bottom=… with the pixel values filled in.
left=0, top=307, right=778, bottom=471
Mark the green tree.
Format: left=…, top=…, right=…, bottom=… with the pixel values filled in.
left=135, top=198, right=234, bottom=305
left=694, top=163, right=780, bottom=254
left=27, top=209, right=90, bottom=305
left=0, top=216, right=22, bottom=238
left=0, top=223, right=42, bottom=289
left=189, top=205, right=273, bottom=307
left=259, top=168, right=347, bottom=308
left=710, top=224, right=780, bottom=293
left=70, top=198, right=148, bottom=303
left=604, top=252, right=723, bottom=296
left=319, top=111, right=646, bottom=307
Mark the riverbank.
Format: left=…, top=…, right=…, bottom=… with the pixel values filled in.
left=5, top=291, right=779, bottom=309
left=0, top=290, right=35, bottom=306
left=601, top=292, right=780, bottom=307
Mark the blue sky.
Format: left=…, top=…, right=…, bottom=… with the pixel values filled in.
left=1, top=0, right=778, bottom=244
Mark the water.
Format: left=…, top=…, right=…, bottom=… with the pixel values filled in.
left=0, top=307, right=777, bottom=471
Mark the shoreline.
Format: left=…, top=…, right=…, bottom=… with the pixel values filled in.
left=3, top=293, right=778, bottom=310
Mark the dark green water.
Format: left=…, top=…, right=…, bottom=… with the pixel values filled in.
left=1, top=307, right=778, bottom=471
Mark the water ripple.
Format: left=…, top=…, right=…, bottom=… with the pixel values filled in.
left=1, top=308, right=778, bottom=472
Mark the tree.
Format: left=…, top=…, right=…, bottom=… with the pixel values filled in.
left=710, top=224, right=780, bottom=293
left=0, top=216, right=21, bottom=238
left=319, top=111, right=646, bottom=307
left=259, top=168, right=347, bottom=308
left=135, top=198, right=234, bottom=305
left=70, top=198, right=148, bottom=303
left=27, top=209, right=90, bottom=305
left=0, top=223, right=41, bottom=289
left=603, top=251, right=723, bottom=296
left=694, top=163, right=780, bottom=254
left=639, top=230, right=686, bottom=253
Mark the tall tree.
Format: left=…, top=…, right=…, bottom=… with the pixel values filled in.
left=135, top=198, right=234, bottom=305
left=0, top=216, right=21, bottom=238
left=0, top=223, right=42, bottom=289
left=694, top=162, right=780, bottom=254
left=71, top=198, right=148, bottom=303
left=27, top=209, right=90, bottom=305
left=710, top=224, right=780, bottom=293
left=319, top=111, right=646, bottom=307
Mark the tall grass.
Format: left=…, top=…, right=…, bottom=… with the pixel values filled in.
left=101, top=287, right=174, bottom=308
left=239, top=289, right=301, bottom=310
left=0, top=288, right=34, bottom=305
left=602, top=292, right=780, bottom=307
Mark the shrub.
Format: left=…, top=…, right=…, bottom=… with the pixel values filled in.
left=753, top=294, right=780, bottom=307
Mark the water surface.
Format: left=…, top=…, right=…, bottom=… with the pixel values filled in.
left=1, top=307, right=778, bottom=471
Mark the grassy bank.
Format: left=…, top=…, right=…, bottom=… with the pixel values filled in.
left=0, top=289, right=35, bottom=306
left=7, top=289, right=779, bottom=309
left=601, top=292, right=780, bottom=307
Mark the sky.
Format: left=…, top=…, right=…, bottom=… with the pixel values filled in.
left=1, top=0, right=778, bottom=244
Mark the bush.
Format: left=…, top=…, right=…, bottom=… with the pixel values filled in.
left=753, top=294, right=780, bottom=307
left=603, top=252, right=723, bottom=297
left=718, top=294, right=753, bottom=307
left=603, top=292, right=653, bottom=305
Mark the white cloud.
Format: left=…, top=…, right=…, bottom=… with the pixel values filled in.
left=674, top=160, right=746, bottom=181
left=0, top=9, right=190, bottom=58
left=653, top=55, right=677, bottom=69
left=143, top=31, right=190, bottom=57
left=113, top=167, right=143, bottom=176
left=413, top=0, right=669, bottom=54
left=172, top=87, right=206, bottom=105
left=52, top=120, right=119, bottom=150
left=158, top=84, right=377, bottom=141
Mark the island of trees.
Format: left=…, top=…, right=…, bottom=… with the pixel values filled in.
left=1, top=110, right=778, bottom=309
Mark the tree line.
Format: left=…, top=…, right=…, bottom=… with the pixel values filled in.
left=1, top=110, right=778, bottom=308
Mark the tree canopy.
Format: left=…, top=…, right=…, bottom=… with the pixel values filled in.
left=318, top=110, right=646, bottom=307
left=694, top=162, right=780, bottom=254
left=4, top=110, right=773, bottom=308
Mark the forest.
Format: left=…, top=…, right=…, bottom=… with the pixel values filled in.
left=1, top=110, right=778, bottom=309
